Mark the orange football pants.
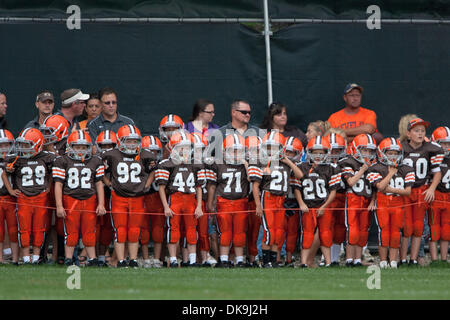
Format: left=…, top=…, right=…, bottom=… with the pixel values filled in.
left=63, top=195, right=97, bottom=247
left=166, top=192, right=198, bottom=245
left=96, top=191, right=113, bottom=247
left=0, top=196, right=17, bottom=242
left=247, top=201, right=261, bottom=257
left=429, top=191, right=450, bottom=241
left=141, top=192, right=165, bottom=245
left=283, top=211, right=299, bottom=254
left=110, top=191, right=145, bottom=243
left=403, top=185, right=429, bottom=237
left=261, top=191, right=285, bottom=247
left=345, top=193, right=371, bottom=247
left=17, top=192, right=48, bottom=248
left=331, top=192, right=346, bottom=244
left=300, top=208, right=318, bottom=249
left=216, top=197, right=248, bottom=247
left=374, top=193, right=404, bottom=248
left=197, top=201, right=210, bottom=251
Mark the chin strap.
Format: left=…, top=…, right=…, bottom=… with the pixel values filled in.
left=135, top=147, right=141, bottom=161
left=7, top=155, right=19, bottom=170
left=263, top=160, right=271, bottom=175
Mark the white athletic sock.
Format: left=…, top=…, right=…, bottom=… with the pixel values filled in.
left=354, top=259, right=361, bottom=264
left=32, top=255, right=40, bottom=263
left=170, top=256, right=177, bottom=263
left=23, top=256, right=30, bottom=263
left=236, top=256, right=244, bottom=263
left=189, top=253, right=196, bottom=264
left=3, top=248, right=12, bottom=255
left=346, top=258, right=353, bottom=263
left=220, top=255, right=228, bottom=262
left=98, top=255, right=106, bottom=262
left=331, top=244, right=340, bottom=262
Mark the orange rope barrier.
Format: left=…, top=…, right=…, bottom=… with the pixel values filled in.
left=0, top=198, right=448, bottom=216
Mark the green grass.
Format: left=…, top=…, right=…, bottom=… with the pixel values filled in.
left=1, top=264, right=449, bottom=300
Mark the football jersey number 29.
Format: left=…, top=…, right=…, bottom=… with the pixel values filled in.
left=117, top=162, right=141, bottom=184
left=21, top=165, right=46, bottom=186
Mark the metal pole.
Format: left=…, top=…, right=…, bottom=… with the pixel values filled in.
left=263, top=0, right=273, bottom=106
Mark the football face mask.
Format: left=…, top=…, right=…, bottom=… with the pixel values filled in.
left=356, top=146, right=377, bottom=165
left=224, top=147, right=245, bottom=165
left=121, top=137, right=141, bottom=155
left=68, top=143, right=92, bottom=161
left=171, top=144, right=192, bottom=164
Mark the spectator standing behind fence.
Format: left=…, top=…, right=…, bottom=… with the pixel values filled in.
left=0, top=92, right=8, bottom=129
left=22, top=90, right=55, bottom=130
left=185, top=99, right=219, bottom=137
left=57, top=89, right=89, bottom=131
left=259, top=102, right=308, bottom=147
left=328, top=83, right=381, bottom=143
left=87, top=87, right=135, bottom=142
left=79, top=94, right=103, bottom=131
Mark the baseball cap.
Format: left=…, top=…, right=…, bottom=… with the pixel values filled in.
left=344, top=83, right=364, bottom=95
left=407, top=118, right=430, bottom=131
left=36, top=91, right=54, bottom=102
left=61, top=89, right=89, bottom=106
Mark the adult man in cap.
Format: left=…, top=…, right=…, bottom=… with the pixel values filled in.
left=22, top=90, right=55, bottom=130
left=58, top=88, right=89, bottom=131
left=328, top=83, right=381, bottom=143
left=87, top=87, right=135, bottom=142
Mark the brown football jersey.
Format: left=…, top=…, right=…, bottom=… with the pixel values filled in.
left=248, top=161, right=292, bottom=197
left=102, top=149, right=155, bottom=198
left=8, top=151, right=56, bottom=197
left=367, top=163, right=415, bottom=196
left=401, top=141, right=444, bottom=187
left=53, top=155, right=104, bottom=200
left=437, top=157, right=450, bottom=193
left=339, top=156, right=373, bottom=198
left=206, top=162, right=249, bottom=200
left=54, top=137, right=67, bottom=156
left=0, top=161, right=11, bottom=196
left=291, top=162, right=340, bottom=208
left=154, top=159, right=205, bottom=195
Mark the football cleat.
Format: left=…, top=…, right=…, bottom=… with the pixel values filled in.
left=117, top=260, right=128, bottom=268
left=128, top=259, right=139, bottom=268
left=235, top=261, right=246, bottom=268
left=64, top=258, right=74, bottom=266
left=379, top=261, right=389, bottom=269
left=408, top=260, right=419, bottom=267
left=169, top=261, right=179, bottom=268
left=390, top=261, right=398, bottom=269
left=86, top=258, right=98, bottom=267
left=345, top=261, right=354, bottom=268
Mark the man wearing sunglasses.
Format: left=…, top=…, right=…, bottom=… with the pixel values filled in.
left=87, top=87, right=135, bottom=142
left=218, top=99, right=259, bottom=138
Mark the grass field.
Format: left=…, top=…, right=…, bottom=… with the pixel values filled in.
left=1, top=263, right=449, bottom=300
